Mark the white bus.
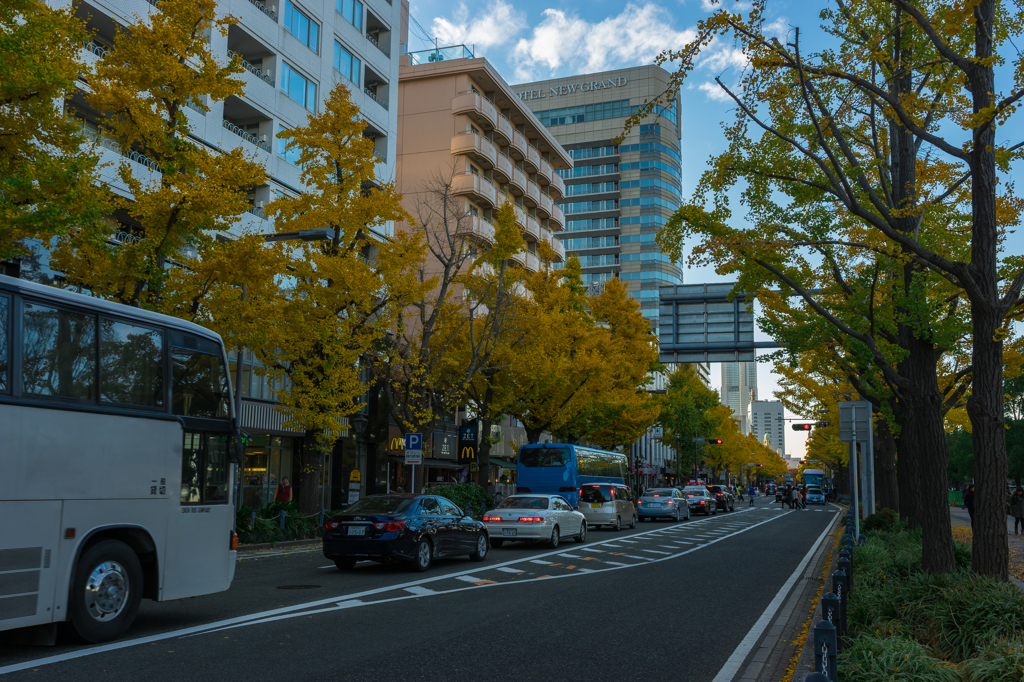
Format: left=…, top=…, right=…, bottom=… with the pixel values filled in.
left=0, top=275, right=238, bottom=643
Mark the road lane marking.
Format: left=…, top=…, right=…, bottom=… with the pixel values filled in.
left=710, top=504, right=841, bottom=682
left=495, top=567, right=523, bottom=574
left=602, top=561, right=630, bottom=566
left=640, top=549, right=671, bottom=555
left=405, top=587, right=434, bottom=596
left=0, top=507, right=786, bottom=676
left=529, top=560, right=550, bottom=565
left=624, top=555, right=653, bottom=560
left=557, top=553, right=583, bottom=558
left=455, top=576, right=489, bottom=583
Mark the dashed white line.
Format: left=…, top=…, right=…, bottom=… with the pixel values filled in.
left=641, top=549, right=671, bottom=555
left=624, top=555, right=653, bottom=561
left=405, top=586, right=434, bottom=596
left=496, top=567, right=523, bottom=574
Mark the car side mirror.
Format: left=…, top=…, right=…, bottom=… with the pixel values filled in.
left=572, top=505, right=579, bottom=511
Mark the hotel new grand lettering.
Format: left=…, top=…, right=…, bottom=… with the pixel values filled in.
left=517, top=77, right=628, bottom=101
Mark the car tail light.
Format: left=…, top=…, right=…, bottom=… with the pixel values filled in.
left=325, top=521, right=340, bottom=530
left=483, top=515, right=502, bottom=522
left=516, top=487, right=532, bottom=493
left=666, top=501, right=673, bottom=505
left=637, top=500, right=643, bottom=505
left=230, top=530, right=239, bottom=551
left=518, top=516, right=544, bottom=523
left=373, top=521, right=406, bottom=532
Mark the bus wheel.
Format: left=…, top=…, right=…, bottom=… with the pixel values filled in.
left=69, top=540, right=143, bottom=643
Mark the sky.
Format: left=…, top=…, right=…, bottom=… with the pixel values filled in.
left=405, top=0, right=1024, bottom=461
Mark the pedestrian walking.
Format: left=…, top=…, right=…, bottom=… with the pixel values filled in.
left=965, top=484, right=976, bottom=527
left=1009, top=487, right=1024, bottom=534
left=748, top=485, right=756, bottom=507
left=800, top=486, right=808, bottom=510
left=961, top=484, right=968, bottom=510
left=791, top=486, right=800, bottom=510
left=274, top=476, right=293, bottom=503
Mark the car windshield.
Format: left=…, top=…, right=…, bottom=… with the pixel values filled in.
left=808, top=487, right=823, bottom=494
left=684, top=488, right=706, bottom=495
left=581, top=485, right=613, bottom=503
left=644, top=489, right=674, bottom=497
left=497, top=496, right=550, bottom=510
left=344, top=497, right=412, bottom=514
left=707, top=486, right=723, bottom=493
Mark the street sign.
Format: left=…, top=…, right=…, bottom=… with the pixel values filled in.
left=838, top=402, right=871, bottom=442
left=349, top=470, right=361, bottom=482
left=404, top=432, right=422, bottom=465
left=652, top=426, right=663, bottom=438
left=692, top=437, right=705, bottom=443
left=816, top=421, right=831, bottom=427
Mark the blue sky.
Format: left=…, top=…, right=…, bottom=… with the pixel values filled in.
left=407, top=0, right=1024, bottom=458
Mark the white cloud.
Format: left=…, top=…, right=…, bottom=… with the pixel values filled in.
left=698, top=44, right=749, bottom=72
left=431, top=0, right=528, bottom=53
left=512, top=3, right=697, bottom=82
left=763, top=16, right=791, bottom=40
left=700, top=0, right=752, bottom=12
left=697, top=81, right=734, bottom=102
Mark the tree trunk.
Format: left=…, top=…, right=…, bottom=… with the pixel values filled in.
left=296, top=430, right=325, bottom=516
left=476, top=414, right=494, bottom=488
left=894, top=336, right=954, bottom=574
left=525, top=426, right=544, bottom=443
left=895, top=435, right=917, bottom=527
left=874, top=414, right=899, bottom=512
left=964, top=0, right=1009, bottom=581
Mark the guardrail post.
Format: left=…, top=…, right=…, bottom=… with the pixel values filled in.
left=838, top=555, right=853, bottom=591
left=821, top=592, right=841, bottom=650
left=832, top=570, right=848, bottom=638
left=318, top=509, right=324, bottom=527
left=279, top=510, right=286, bottom=529
left=858, top=533, right=866, bottom=546
left=481, top=501, right=486, bottom=518
left=814, top=620, right=838, bottom=681
left=249, top=510, right=256, bottom=530
left=805, top=674, right=831, bottom=682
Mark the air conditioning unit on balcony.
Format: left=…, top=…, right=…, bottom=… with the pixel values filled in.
left=260, top=134, right=267, bottom=142
left=255, top=200, right=264, bottom=208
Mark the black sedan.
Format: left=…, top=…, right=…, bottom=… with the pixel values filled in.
left=323, top=494, right=489, bottom=572
left=706, top=485, right=735, bottom=512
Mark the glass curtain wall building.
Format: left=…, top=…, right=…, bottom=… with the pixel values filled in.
left=512, top=66, right=684, bottom=327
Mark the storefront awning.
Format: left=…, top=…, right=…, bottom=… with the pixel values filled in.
left=387, top=456, right=462, bottom=469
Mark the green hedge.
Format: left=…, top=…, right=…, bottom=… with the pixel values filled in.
left=423, top=483, right=494, bottom=518
left=235, top=501, right=323, bottom=545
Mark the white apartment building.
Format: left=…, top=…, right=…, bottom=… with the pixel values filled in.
left=721, top=362, right=757, bottom=435
left=751, top=400, right=785, bottom=456
left=64, top=0, right=401, bottom=240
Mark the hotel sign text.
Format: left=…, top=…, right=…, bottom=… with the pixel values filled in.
left=517, top=77, right=628, bottom=101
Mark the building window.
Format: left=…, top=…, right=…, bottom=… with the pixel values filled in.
left=334, top=41, right=361, bottom=86
left=276, top=125, right=302, bottom=165
left=336, top=0, right=363, bottom=30
left=284, top=1, right=319, bottom=52
left=281, top=62, right=317, bottom=111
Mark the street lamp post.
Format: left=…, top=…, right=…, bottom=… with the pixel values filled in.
left=351, top=413, right=369, bottom=502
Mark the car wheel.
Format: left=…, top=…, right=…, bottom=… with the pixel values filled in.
left=547, top=525, right=560, bottom=549
left=470, top=534, right=488, bottom=561
left=68, top=540, right=143, bottom=643
left=629, top=514, right=637, bottom=529
left=575, top=522, right=587, bottom=543
left=411, top=539, right=433, bottom=572
left=613, top=516, right=621, bottom=532
left=490, top=538, right=504, bottom=549
left=334, top=557, right=357, bottom=570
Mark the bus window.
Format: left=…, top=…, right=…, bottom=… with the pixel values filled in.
left=519, top=447, right=570, bottom=467
left=21, top=302, right=96, bottom=400
left=0, top=294, right=8, bottom=392
left=99, top=318, right=164, bottom=408
left=171, top=346, right=229, bottom=419
left=577, top=449, right=624, bottom=478
left=181, top=432, right=230, bottom=504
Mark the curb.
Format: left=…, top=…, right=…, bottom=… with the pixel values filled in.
left=237, top=538, right=322, bottom=553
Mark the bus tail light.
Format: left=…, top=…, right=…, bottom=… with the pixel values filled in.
left=230, top=530, right=239, bottom=551
left=516, top=487, right=532, bottom=493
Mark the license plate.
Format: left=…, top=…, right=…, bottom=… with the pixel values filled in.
left=647, top=502, right=661, bottom=507
left=591, top=503, right=602, bottom=509
left=348, top=526, right=366, bottom=536
left=503, top=528, right=517, bottom=537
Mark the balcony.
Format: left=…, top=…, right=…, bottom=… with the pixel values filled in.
left=509, top=250, right=526, bottom=268
left=452, top=91, right=497, bottom=130
left=538, top=157, right=553, bottom=185
left=538, top=193, right=553, bottom=218
left=456, top=215, right=496, bottom=245
left=407, top=44, right=474, bottom=65
left=451, top=132, right=496, bottom=169
left=524, top=144, right=540, bottom=172
left=366, top=34, right=390, bottom=58
left=522, top=215, right=540, bottom=242
left=524, top=180, right=540, bottom=207
left=550, top=173, right=566, bottom=200
left=512, top=203, right=527, bottom=230
left=495, top=113, right=514, bottom=146
left=509, top=129, right=527, bottom=161
left=227, top=49, right=273, bottom=85
left=222, top=95, right=271, bottom=153
left=452, top=173, right=496, bottom=207
left=549, top=204, right=566, bottom=230
left=509, top=167, right=527, bottom=195
left=223, top=119, right=271, bottom=152
left=246, top=0, right=277, bottom=20
left=493, top=152, right=513, bottom=183
left=551, top=237, right=566, bottom=262
left=364, top=87, right=389, bottom=111
left=524, top=252, right=540, bottom=272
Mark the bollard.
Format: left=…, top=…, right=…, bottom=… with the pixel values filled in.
left=805, top=674, right=831, bottom=682
left=481, top=501, right=486, bottom=518
left=838, top=555, right=853, bottom=591
left=832, top=569, right=848, bottom=639
left=249, top=510, right=256, bottom=530
left=279, top=510, right=286, bottom=529
left=859, top=533, right=866, bottom=546
left=813, top=620, right=838, bottom=681
left=318, top=509, right=324, bottom=528
left=821, top=592, right=841, bottom=650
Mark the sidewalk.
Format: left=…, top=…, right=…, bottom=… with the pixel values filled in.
left=949, top=507, right=1024, bottom=587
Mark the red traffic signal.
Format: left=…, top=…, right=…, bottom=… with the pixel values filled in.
left=707, top=438, right=723, bottom=444
left=792, top=423, right=813, bottom=431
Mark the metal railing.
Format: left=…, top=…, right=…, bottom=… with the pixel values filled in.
left=83, top=40, right=107, bottom=57
left=227, top=50, right=273, bottom=85
left=246, top=0, right=277, bottom=21
left=364, top=88, right=389, bottom=111
left=246, top=205, right=265, bottom=218
left=808, top=510, right=862, bottom=682
left=222, top=119, right=271, bottom=152
left=184, top=97, right=206, bottom=115
left=366, top=34, right=390, bottom=58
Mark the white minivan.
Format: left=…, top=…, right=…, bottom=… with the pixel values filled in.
left=578, top=483, right=637, bottom=531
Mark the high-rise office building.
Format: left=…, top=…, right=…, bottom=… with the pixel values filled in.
left=512, top=66, right=684, bottom=328
left=751, top=400, right=785, bottom=455
left=721, top=362, right=757, bottom=434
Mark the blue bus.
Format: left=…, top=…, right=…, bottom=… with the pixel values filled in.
left=516, top=443, right=627, bottom=506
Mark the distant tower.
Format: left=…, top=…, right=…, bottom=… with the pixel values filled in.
left=721, top=362, right=757, bottom=434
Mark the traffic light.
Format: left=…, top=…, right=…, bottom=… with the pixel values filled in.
left=707, top=438, right=723, bottom=444
left=816, top=421, right=831, bottom=427
left=792, top=423, right=813, bottom=431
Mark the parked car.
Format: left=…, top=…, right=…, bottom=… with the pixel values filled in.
left=706, top=485, right=736, bottom=512
left=637, top=488, right=690, bottom=522
left=483, top=494, right=587, bottom=549
left=579, top=483, right=637, bottom=531
left=323, top=494, right=488, bottom=572
left=806, top=486, right=826, bottom=505
left=683, top=487, right=718, bottom=516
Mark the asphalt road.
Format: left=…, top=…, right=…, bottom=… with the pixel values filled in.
left=0, top=501, right=838, bottom=682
